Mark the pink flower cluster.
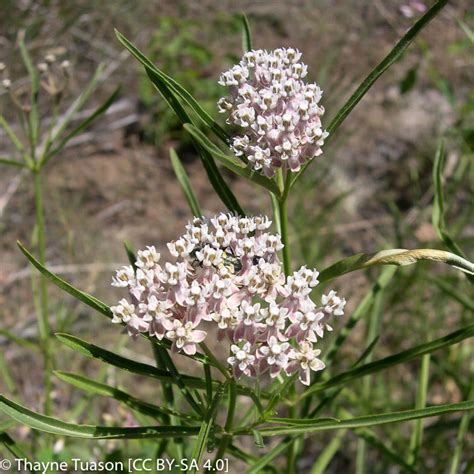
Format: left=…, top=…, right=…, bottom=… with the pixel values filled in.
left=111, top=213, right=345, bottom=385
left=217, top=48, right=328, bottom=177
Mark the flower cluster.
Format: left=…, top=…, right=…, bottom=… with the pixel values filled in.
left=111, top=213, right=346, bottom=385
left=217, top=48, right=328, bottom=177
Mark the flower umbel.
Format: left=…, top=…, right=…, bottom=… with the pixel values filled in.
left=111, top=213, right=346, bottom=385
left=218, top=48, right=328, bottom=177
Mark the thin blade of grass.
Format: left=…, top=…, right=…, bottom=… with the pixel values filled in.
left=291, top=0, right=448, bottom=188
left=170, top=148, right=202, bottom=217
left=0, top=395, right=200, bottom=439
left=431, top=278, right=474, bottom=312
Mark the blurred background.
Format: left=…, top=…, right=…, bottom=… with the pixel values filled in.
left=0, top=0, right=472, bottom=472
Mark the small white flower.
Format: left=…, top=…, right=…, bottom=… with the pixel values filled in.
left=112, top=265, right=135, bottom=288
left=136, top=246, right=160, bottom=269
left=111, top=299, right=135, bottom=324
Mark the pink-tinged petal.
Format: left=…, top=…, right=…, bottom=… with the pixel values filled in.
left=285, top=361, right=299, bottom=376
left=299, top=368, right=311, bottom=386
left=191, top=330, right=207, bottom=343
left=161, top=319, right=175, bottom=331
left=234, top=366, right=244, bottom=378
left=270, top=365, right=281, bottom=378
left=183, top=343, right=197, bottom=355
left=234, top=324, right=246, bottom=342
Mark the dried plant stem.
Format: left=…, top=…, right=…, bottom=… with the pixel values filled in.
left=33, top=170, right=52, bottom=415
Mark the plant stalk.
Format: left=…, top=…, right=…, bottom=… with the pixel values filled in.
left=33, top=170, right=52, bottom=415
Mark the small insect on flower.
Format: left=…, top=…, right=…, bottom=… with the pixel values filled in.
left=110, top=213, right=347, bottom=385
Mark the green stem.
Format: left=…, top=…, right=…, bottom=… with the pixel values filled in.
left=274, top=177, right=296, bottom=473
left=214, top=378, right=237, bottom=462
left=278, top=197, right=291, bottom=277
left=407, top=353, right=431, bottom=466
left=33, top=170, right=52, bottom=415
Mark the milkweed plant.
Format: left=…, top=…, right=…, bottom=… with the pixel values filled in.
left=1, top=2, right=473, bottom=473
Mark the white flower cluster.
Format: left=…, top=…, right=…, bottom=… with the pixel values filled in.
left=111, top=213, right=345, bottom=385
left=218, top=48, right=328, bottom=177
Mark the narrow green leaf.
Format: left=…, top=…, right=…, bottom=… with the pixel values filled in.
left=42, top=87, right=120, bottom=166
left=18, top=34, right=40, bottom=149
left=407, top=354, right=431, bottom=466
left=123, top=240, right=138, bottom=273
left=258, top=400, right=474, bottom=436
left=323, top=267, right=396, bottom=368
left=0, top=328, right=39, bottom=352
left=431, top=141, right=473, bottom=284
left=115, top=29, right=229, bottom=144
left=0, top=395, right=200, bottom=439
left=17, top=241, right=112, bottom=318
left=431, top=278, right=474, bottom=312
left=54, top=371, right=196, bottom=422
left=310, top=428, right=347, bottom=474
left=0, top=157, right=27, bottom=168
left=449, top=382, right=473, bottom=474
left=245, top=438, right=292, bottom=473
left=184, top=123, right=281, bottom=196
left=192, top=382, right=226, bottom=465
left=241, top=14, right=253, bottom=53
left=55, top=333, right=208, bottom=390
left=170, top=148, right=202, bottom=217
left=252, top=429, right=264, bottom=448
left=353, top=426, right=417, bottom=474
left=0, top=115, right=24, bottom=152
left=291, top=0, right=448, bottom=187
left=156, top=344, right=204, bottom=416
left=458, top=19, right=474, bottom=44
left=143, top=66, right=244, bottom=215
left=318, top=248, right=474, bottom=283
left=299, top=324, right=474, bottom=400
left=0, top=432, right=31, bottom=461
left=40, top=64, right=105, bottom=156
